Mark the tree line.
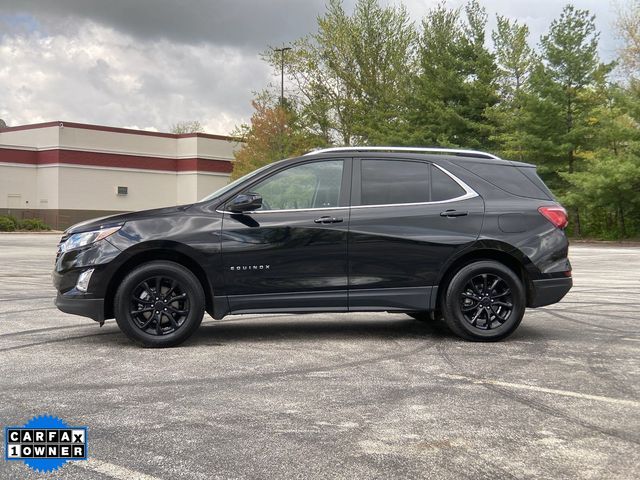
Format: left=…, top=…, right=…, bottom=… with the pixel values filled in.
left=231, top=0, right=640, bottom=240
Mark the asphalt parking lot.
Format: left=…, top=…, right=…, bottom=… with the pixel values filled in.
left=0, top=234, right=638, bottom=479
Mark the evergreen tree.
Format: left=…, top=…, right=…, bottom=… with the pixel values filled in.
left=520, top=5, right=613, bottom=234
left=410, top=1, right=498, bottom=149
left=524, top=6, right=611, bottom=173
left=562, top=84, right=640, bottom=238
left=488, top=16, right=535, bottom=159
left=492, top=16, right=535, bottom=101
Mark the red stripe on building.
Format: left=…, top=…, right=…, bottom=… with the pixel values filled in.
left=0, top=148, right=232, bottom=173
left=177, top=158, right=233, bottom=173
left=48, top=150, right=178, bottom=171
left=0, top=148, right=38, bottom=165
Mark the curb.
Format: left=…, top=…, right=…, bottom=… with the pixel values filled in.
left=571, top=240, right=640, bottom=247
left=0, top=231, right=63, bottom=234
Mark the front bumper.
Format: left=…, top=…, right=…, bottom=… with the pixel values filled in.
left=53, top=238, right=123, bottom=321
left=55, top=292, right=105, bottom=322
left=529, top=277, right=573, bottom=307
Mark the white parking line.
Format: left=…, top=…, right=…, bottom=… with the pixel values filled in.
left=439, top=374, right=640, bottom=408
left=621, top=338, right=640, bottom=342
left=76, top=458, right=163, bottom=480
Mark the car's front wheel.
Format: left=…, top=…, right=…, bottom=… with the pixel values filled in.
left=441, top=260, right=525, bottom=341
left=114, top=261, right=205, bottom=347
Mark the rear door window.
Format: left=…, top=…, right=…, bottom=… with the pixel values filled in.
left=361, top=160, right=430, bottom=205
left=359, top=159, right=467, bottom=205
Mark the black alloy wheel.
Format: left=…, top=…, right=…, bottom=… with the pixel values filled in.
left=130, top=276, right=190, bottom=336
left=459, top=273, right=513, bottom=330
left=442, top=260, right=525, bottom=341
left=115, top=261, right=205, bottom=347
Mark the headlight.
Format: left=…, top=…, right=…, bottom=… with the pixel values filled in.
left=60, top=226, right=122, bottom=253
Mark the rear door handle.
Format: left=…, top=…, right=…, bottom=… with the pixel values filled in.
left=440, top=209, right=468, bottom=218
left=314, top=216, right=343, bottom=224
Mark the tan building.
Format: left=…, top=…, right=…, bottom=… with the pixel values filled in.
left=0, top=121, right=237, bottom=229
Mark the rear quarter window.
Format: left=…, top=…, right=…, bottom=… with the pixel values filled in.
left=459, top=162, right=553, bottom=200
left=518, top=166, right=556, bottom=200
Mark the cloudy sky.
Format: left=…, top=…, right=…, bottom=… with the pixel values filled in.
left=0, top=0, right=623, bottom=135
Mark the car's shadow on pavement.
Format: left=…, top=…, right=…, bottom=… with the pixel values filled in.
left=85, top=314, right=552, bottom=349
left=187, top=315, right=464, bottom=346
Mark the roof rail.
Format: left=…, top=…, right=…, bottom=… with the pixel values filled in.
left=304, top=146, right=501, bottom=160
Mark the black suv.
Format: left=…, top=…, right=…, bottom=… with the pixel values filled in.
left=53, top=147, right=572, bottom=347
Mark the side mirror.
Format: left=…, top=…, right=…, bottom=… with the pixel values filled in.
left=227, top=192, right=263, bottom=213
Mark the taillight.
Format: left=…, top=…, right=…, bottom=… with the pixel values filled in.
left=538, top=206, right=568, bottom=229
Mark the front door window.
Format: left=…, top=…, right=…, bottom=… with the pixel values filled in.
left=248, top=160, right=344, bottom=211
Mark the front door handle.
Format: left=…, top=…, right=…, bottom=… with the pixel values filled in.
left=314, top=216, right=343, bottom=224
left=440, top=209, right=468, bottom=218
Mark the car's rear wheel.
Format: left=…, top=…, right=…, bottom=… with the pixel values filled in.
left=114, top=261, right=205, bottom=347
left=442, top=260, right=525, bottom=341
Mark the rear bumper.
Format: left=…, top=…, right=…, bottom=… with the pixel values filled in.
left=55, top=292, right=105, bottom=322
left=528, top=277, right=572, bottom=307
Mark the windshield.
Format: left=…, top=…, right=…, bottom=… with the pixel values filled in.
left=199, top=163, right=274, bottom=203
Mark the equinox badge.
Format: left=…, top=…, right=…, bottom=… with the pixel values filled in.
left=230, top=265, right=270, bottom=271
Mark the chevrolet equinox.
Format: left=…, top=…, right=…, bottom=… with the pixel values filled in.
left=53, top=147, right=572, bottom=347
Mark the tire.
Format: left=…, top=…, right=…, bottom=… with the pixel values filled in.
left=441, top=260, right=525, bottom=341
left=114, top=261, right=205, bottom=347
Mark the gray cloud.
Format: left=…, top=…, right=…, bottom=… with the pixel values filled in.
left=0, top=22, right=271, bottom=134
left=0, top=0, right=329, bottom=49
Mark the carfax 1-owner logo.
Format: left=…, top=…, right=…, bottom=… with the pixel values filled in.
left=4, top=415, right=88, bottom=473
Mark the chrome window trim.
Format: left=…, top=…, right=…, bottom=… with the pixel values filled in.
left=350, top=194, right=477, bottom=209
left=216, top=206, right=345, bottom=215
left=217, top=164, right=478, bottom=214
left=432, top=163, right=478, bottom=198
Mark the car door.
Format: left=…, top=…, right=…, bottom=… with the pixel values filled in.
left=220, top=158, right=351, bottom=313
left=348, top=157, right=484, bottom=311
